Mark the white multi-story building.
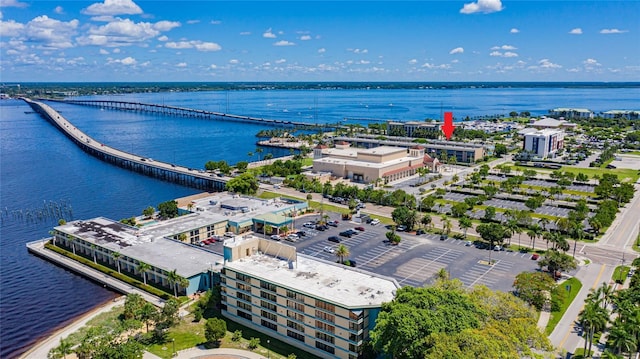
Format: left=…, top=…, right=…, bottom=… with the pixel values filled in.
left=522, top=129, right=565, bottom=159
left=220, top=236, right=400, bottom=359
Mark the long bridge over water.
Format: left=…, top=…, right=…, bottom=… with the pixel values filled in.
left=45, top=98, right=337, bottom=129
left=23, top=98, right=228, bottom=192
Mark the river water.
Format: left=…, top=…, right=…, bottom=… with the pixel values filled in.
left=1, top=84, right=638, bottom=358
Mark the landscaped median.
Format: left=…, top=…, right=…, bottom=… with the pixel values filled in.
left=545, top=277, right=582, bottom=335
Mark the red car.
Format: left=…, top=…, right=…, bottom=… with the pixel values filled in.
left=354, top=226, right=365, bottom=231
left=531, top=254, right=540, bottom=260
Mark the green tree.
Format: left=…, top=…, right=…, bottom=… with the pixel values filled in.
left=538, top=249, right=577, bottom=278
left=451, top=202, right=470, bottom=218
left=391, top=206, right=418, bottom=230
left=137, top=262, right=151, bottom=286
left=458, top=216, right=473, bottom=239
left=123, top=293, right=144, bottom=320
left=512, top=272, right=557, bottom=310
left=335, top=244, right=350, bottom=264
left=142, top=206, right=155, bottom=219
left=111, top=251, right=122, bottom=274
left=205, top=317, right=227, bottom=345
left=225, top=172, right=259, bottom=195
left=578, top=301, right=609, bottom=355
left=235, top=161, right=248, bottom=172
left=138, top=302, right=157, bottom=333
left=483, top=206, right=496, bottom=222
left=157, top=200, right=179, bottom=219
left=386, top=230, right=401, bottom=245
left=494, top=143, right=508, bottom=157
left=167, top=269, right=182, bottom=297
left=421, top=213, right=433, bottom=229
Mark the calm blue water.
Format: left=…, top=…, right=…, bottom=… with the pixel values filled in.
left=1, top=85, right=638, bottom=358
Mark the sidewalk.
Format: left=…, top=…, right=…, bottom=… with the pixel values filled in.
left=144, top=346, right=267, bottom=359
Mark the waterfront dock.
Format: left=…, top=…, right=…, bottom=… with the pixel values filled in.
left=23, top=98, right=228, bottom=192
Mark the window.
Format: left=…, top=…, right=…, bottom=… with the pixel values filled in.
left=260, top=291, right=276, bottom=302
left=286, top=310, right=304, bottom=322
left=238, top=302, right=252, bottom=311
left=237, top=292, right=251, bottom=302
left=286, top=300, right=305, bottom=312
left=260, top=281, right=277, bottom=292
left=315, top=299, right=334, bottom=312
left=260, top=300, right=276, bottom=312
left=237, top=310, right=252, bottom=321
left=236, top=273, right=251, bottom=283
left=261, top=319, right=277, bottom=331
left=287, top=330, right=305, bottom=342
left=315, top=332, right=335, bottom=344
left=349, top=321, right=364, bottom=331
left=315, top=341, right=335, bottom=354
left=315, top=310, right=335, bottom=323
left=287, top=320, right=305, bottom=332
left=261, top=310, right=277, bottom=322
left=236, top=282, right=251, bottom=292
left=315, top=321, right=335, bottom=333
left=286, top=290, right=302, bottom=300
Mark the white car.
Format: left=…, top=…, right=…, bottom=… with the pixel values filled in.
left=286, top=234, right=299, bottom=242
left=323, top=246, right=335, bottom=254
left=370, top=219, right=380, bottom=225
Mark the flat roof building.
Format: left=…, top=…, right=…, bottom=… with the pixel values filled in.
left=549, top=108, right=593, bottom=120
left=221, top=236, right=399, bottom=359
left=522, top=128, right=565, bottom=159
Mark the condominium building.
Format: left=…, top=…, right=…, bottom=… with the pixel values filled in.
left=522, top=128, right=565, bottom=159
left=549, top=108, right=593, bottom=120
left=220, top=236, right=400, bottom=359
left=387, top=121, right=440, bottom=137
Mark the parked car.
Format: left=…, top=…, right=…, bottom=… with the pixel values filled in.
left=328, top=236, right=341, bottom=243
left=396, top=225, right=407, bottom=232
left=370, top=219, right=380, bottom=226
left=440, top=234, right=447, bottom=241
left=416, top=228, right=426, bottom=235
left=354, top=226, right=365, bottom=232
left=323, top=246, right=335, bottom=254
left=270, top=235, right=281, bottom=241
left=327, top=221, right=339, bottom=227
left=343, top=259, right=357, bottom=267
left=303, top=222, right=315, bottom=228
left=531, top=253, right=540, bottom=260
left=339, top=231, right=353, bottom=238
left=296, top=231, right=308, bottom=237
left=465, top=241, right=473, bottom=246
left=316, top=224, right=328, bottom=231
left=286, top=234, right=299, bottom=242
left=493, top=245, right=503, bottom=251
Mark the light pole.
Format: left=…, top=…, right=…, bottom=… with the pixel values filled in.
left=172, top=338, right=175, bottom=357
left=267, top=339, right=270, bottom=358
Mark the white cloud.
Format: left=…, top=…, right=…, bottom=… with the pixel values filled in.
left=0, top=0, right=28, bottom=8
left=82, top=0, right=142, bottom=16
left=157, top=35, right=168, bottom=42
left=239, top=31, right=251, bottom=36
left=600, top=28, right=627, bottom=34
left=176, top=62, right=187, bottom=67
left=584, top=58, right=600, bottom=65
left=449, top=47, right=464, bottom=54
left=489, top=50, right=518, bottom=58
left=491, top=44, right=517, bottom=50
left=460, top=0, right=504, bottom=14
left=274, top=40, right=295, bottom=46
left=351, top=48, right=368, bottom=54
left=112, top=48, right=120, bottom=53
left=510, top=28, right=519, bottom=33
left=109, top=56, right=136, bottom=65
left=490, top=51, right=502, bottom=57
left=229, top=59, right=239, bottom=64
left=0, top=19, right=24, bottom=37
left=317, top=47, right=326, bottom=53
left=24, top=15, right=79, bottom=49
left=54, top=6, right=64, bottom=14
left=275, top=58, right=286, bottom=64
left=209, top=64, right=217, bottom=69
left=300, top=35, right=311, bottom=41
left=451, top=59, right=459, bottom=63
left=503, top=52, right=518, bottom=57
left=153, top=21, right=180, bottom=32
left=77, top=18, right=173, bottom=47
left=421, top=62, right=451, bottom=69
left=186, top=20, right=199, bottom=25
left=569, top=28, right=583, bottom=35
left=165, top=40, right=221, bottom=51
left=210, top=20, right=221, bottom=25
left=263, top=28, right=276, bottom=38
left=538, top=59, right=561, bottom=69
left=99, top=48, right=109, bottom=54
left=408, top=59, right=418, bottom=64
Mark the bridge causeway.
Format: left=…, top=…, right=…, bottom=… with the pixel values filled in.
left=47, top=98, right=336, bottom=129
left=23, top=98, right=228, bottom=192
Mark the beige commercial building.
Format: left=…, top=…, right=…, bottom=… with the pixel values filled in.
left=312, top=143, right=439, bottom=184
left=221, top=236, right=400, bottom=359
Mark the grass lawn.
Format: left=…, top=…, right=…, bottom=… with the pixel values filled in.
left=63, top=305, right=124, bottom=347
left=560, top=166, right=640, bottom=183
left=633, top=233, right=640, bottom=253
left=572, top=348, right=593, bottom=359
left=612, top=265, right=631, bottom=284
left=545, top=277, right=582, bottom=335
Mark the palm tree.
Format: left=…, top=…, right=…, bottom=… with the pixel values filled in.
left=68, top=236, right=76, bottom=255
left=111, top=251, right=122, bottom=274
left=334, top=244, right=350, bottom=264
left=138, top=262, right=151, bottom=286
left=442, top=216, right=452, bottom=236
left=90, top=244, right=97, bottom=264
left=529, top=224, right=543, bottom=250
left=607, top=320, right=637, bottom=357
left=247, top=151, right=253, bottom=161
left=597, top=282, right=615, bottom=309
left=505, top=219, right=520, bottom=247
left=458, top=216, right=472, bottom=239
left=539, top=218, right=550, bottom=232
left=56, top=337, right=73, bottom=359
left=421, top=214, right=432, bottom=230
left=138, top=302, right=157, bottom=333
left=255, top=147, right=264, bottom=161
left=167, top=269, right=180, bottom=297
left=579, top=301, right=609, bottom=356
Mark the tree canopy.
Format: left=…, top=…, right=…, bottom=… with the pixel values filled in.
left=225, top=172, right=259, bottom=195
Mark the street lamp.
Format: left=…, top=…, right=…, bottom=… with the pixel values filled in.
left=267, top=339, right=270, bottom=359
left=172, top=338, right=176, bottom=357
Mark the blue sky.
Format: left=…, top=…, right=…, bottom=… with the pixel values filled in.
left=1, top=0, right=638, bottom=82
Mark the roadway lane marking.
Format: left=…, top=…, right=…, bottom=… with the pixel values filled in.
left=467, top=260, right=502, bottom=288
left=396, top=249, right=458, bottom=285
left=557, top=264, right=607, bottom=351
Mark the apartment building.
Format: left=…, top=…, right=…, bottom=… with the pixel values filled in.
left=220, top=236, right=400, bottom=359
left=523, top=128, right=565, bottom=159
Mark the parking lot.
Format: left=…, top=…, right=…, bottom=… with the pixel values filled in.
left=288, top=214, right=544, bottom=292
